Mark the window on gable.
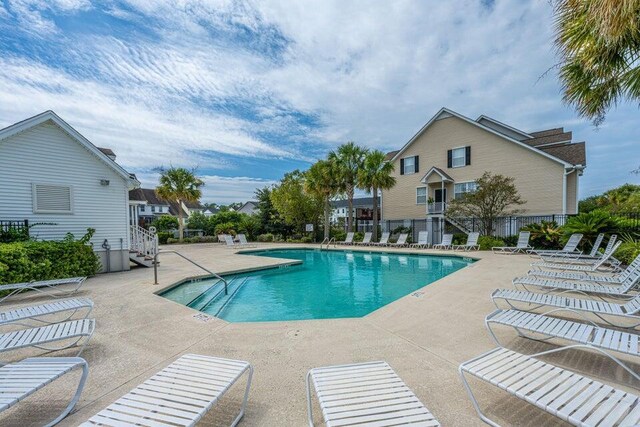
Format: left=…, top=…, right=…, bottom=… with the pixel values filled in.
left=416, top=187, right=427, bottom=204
left=451, top=148, right=466, bottom=168
left=454, top=182, right=477, bottom=199
left=32, top=183, right=73, bottom=214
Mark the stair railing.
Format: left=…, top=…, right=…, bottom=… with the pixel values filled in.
left=153, top=249, right=228, bottom=295
left=130, top=225, right=158, bottom=258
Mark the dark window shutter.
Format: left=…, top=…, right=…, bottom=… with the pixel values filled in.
left=414, top=155, right=419, bottom=173
left=400, top=158, right=405, bottom=175
left=447, top=150, right=452, bottom=168
left=465, top=146, right=471, bottom=166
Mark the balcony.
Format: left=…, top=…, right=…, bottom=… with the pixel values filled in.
left=427, top=202, right=446, bottom=214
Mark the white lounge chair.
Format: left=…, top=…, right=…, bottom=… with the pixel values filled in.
left=528, top=253, right=640, bottom=285
left=217, top=234, right=227, bottom=244
left=389, top=233, right=408, bottom=247
left=527, top=233, right=583, bottom=256
left=224, top=234, right=238, bottom=248
left=336, top=232, right=355, bottom=245
left=492, top=231, right=532, bottom=254
left=306, top=361, right=440, bottom=427
left=531, top=241, right=622, bottom=272
left=0, top=318, right=95, bottom=356
left=370, top=232, right=390, bottom=246
left=0, top=357, right=88, bottom=426
left=540, top=233, right=608, bottom=261
left=0, top=298, right=94, bottom=327
left=492, top=288, right=640, bottom=328
left=237, top=234, right=256, bottom=248
left=514, top=263, right=640, bottom=298
left=486, top=308, right=640, bottom=358
left=452, top=232, right=479, bottom=251
left=355, top=232, right=372, bottom=245
left=460, top=346, right=640, bottom=426
left=81, top=354, right=252, bottom=427
left=432, top=234, right=453, bottom=250
left=410, top=231, right=429, bottom=248
left=0, top=277, right=86, bottom=303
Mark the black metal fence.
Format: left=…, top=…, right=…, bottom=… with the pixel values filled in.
left=0, top=219, right=30, bottom=242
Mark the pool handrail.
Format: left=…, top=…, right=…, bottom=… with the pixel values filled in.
left=153, top=250, right=228, bottom=295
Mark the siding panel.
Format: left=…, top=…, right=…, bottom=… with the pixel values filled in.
left=0, top=122, right=130, bottom=250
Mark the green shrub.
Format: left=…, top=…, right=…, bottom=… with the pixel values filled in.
left=300, top=236, right=313, bottom=243
left=502, top=235, right=519, bottom=246
left=452, top=233, right=467, bottom=245
left=151, top=216, right=179, bottom=232
left=563, top=210, right=616, bottom=250
left=614, top=236, right=640, bottom=265
left=354, top=232, right=364, bottom=242
left=0, top=237, right=100, bottom=285
left=214, top=222, right=236, bottom=236
left=166, top=237, right=179, bottom=244
left=522, top=221, right=562, bottom=249
left=0, top=225, right=30, bottom=243
left=257, top=233, right=274, bottom=242
left=157, top=231, right=172, bottom=245
left=331, top=229, right=346, bottom=242
left=478, top=236, right=505, bottom=251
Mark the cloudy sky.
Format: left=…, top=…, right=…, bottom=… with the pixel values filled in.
left=0, top=0, right=637, bottom=203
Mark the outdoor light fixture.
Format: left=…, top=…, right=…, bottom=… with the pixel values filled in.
left=100, top=179, right=110, bottom=186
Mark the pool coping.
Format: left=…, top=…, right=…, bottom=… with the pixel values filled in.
left=154, top=245, right=480, bottom=322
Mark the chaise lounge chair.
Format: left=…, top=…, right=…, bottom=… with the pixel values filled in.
left=539, top=233, right=608, bottom=262
left=513, top=264, right=640, bottom=298
left=355, top=232, right=372, bottom=246
left=452, top=232, right=480, bottom=251
left=370, top=232, right=390, bottom=246
left=0, top=277, right=86, bottom=303
left=485, top=308, right=640, bottom=358
left=306, top=361, right=440, bottom=427
left=530, top=241, right=622, bottom=273
left=389, top=233, right=408, bottom=247
left=528, top=253, right=640, bottom=284
left=0, top=357, right=88, bottom=426
left=336, top=232, right=355, bottom=246
left=492, top=231, right=532, bottom=254
left=527, top=233, right=583, bottom=257
left=81, top=354, right=253, bottom=427
left=492, top=288, right=640, bottom=328
left=410, top=231, right=429, bottom=249
left=217, top=234, right=227, bottom=244
left=0, top=298, right=94, bottom=327
left=0, top=318, right=95, bottom=357
left=459, top=345, right=640, bottom=426
left=432, top=234, right=453, bottom=250
left=237, top=234, right=256, bottom=248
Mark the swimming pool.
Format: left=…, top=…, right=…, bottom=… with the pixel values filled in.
left=159, top=248, right=473, bottom=322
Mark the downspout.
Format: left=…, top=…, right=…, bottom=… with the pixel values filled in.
left=562, top=166, right=577, bottom=216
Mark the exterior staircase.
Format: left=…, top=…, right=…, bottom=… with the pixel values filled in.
left=443, top=213, right=473, bottom=234
left=129, top=225, right=158, bottom=267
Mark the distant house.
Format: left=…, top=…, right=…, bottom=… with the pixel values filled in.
left=0, top=111, right=139, bottom=272
left=330, top=197, right=379, bottom=230
left=128, top=188, right=204, bottom=225
left=203, top=208, right=218, bottom=217
left=237, top=201, right=258, bottom=215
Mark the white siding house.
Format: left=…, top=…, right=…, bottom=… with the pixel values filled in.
left=0, top=111, right=139, bottom=272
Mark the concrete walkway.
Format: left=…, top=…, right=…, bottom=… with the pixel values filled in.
left=2, top=243, right=639, bottom=426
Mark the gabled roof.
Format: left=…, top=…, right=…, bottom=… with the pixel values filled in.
left=420, top=166, right=454, bottom=183
left=331, top=197, right=374, bottom=209
left=129, top=188, right=168, bottom=205
left=390, top=107, right=574, bottom=167
left=476, top=115, right=532, bottom=140
left=0, top=110, right=137, bottom=185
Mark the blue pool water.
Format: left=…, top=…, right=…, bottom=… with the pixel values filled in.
left=159, top=249, right=473, bottom=322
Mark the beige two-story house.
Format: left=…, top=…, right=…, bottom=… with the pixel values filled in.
left=381, top=108, right=586, bottom=239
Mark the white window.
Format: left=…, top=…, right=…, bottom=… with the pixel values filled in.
left=451, top=147, right=466, bottom=168
left=416, top=187, right=427, bottom=204
left=151, top=206, right=156, bottom=213
left=454, top=182, right=477, bottom=199
left=403, top=156, right=415, bottom=175
left=32, top=183, right=73, bottom=214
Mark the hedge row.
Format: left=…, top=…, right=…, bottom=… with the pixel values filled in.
left=0, top=240, right=101, bottom=285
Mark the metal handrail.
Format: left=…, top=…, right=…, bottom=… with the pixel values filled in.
left=320, top=237, right=329, bottom=249
left=323, top=237, right=336, bottom=250
left=153, top=250, right=228, bottom=295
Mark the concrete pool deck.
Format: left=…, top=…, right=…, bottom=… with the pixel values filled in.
left=2, top=243, right=639, bottom=426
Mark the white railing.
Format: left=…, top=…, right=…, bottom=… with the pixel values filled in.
left=130, top=225, right=158, bottom=258
left=427, top=202, right=446, bottom=214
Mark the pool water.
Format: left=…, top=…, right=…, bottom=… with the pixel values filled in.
left=159, top=248, right=473, bottom=322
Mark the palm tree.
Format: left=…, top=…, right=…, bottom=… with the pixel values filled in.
left=554, top=0, right=640, bottom=125
left=305, top=160, right=340, bottom=239
left=156, top=167, right=204, bottom=241
left=328, top=142, right=367, bottom=232
left=358, top=150, right=396, bottom=241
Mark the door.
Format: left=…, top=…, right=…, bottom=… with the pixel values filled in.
left=434, top=188, right=447, bottom=203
